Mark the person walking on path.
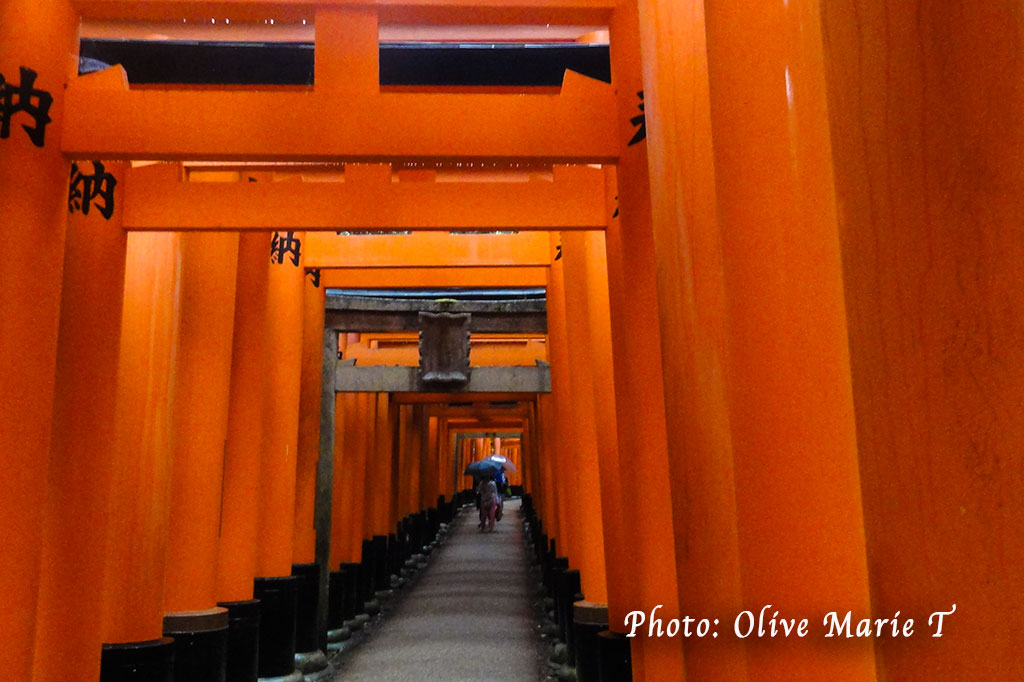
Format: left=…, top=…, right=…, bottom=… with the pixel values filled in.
left=477, top=477, right=499, bottom=532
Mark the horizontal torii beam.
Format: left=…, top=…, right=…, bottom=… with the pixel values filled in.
left=62, top=69, right=619, bottom=163
left=334, top=364, right=549, bottom=392
left=304, top=231, right=552, bottom=268
left=121, top=163, right=607, bottom=231
left=72, top=0, right=615, bottom=25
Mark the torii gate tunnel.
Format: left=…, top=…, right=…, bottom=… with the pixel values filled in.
left=1, top=1, right=1020, bottom=681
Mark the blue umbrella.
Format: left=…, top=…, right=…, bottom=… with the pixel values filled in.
left=464, top=459, right=503, bottom=478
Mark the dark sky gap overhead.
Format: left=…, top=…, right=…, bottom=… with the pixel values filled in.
left=79, top=39, right=612, bottom=86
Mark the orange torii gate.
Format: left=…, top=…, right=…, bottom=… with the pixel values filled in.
left=119, top=162, right=607, bottom=232
left=4, top=0, right=685, bottom=681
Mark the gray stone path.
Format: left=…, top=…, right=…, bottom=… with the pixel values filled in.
left=330, top=499, right=539, bottom=681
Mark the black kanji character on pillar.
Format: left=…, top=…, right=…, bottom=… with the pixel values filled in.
left=627, top=91, right=646, bottom=147
left=613, top=195, right=620, bottom=219
left=0, top=67, right=54, bottom=148
left=554, top=242, right=562, bottom=261
left=270, top=231, right=302, bottom=266
left=68, top=161, right=118, bottom=219
left=307, top=268, right=321, bottom=287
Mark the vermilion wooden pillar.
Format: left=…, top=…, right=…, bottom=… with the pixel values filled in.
left=294, top=272, right=326, bottom=564
left=702, top=0, right=876, bottom=678
left=532, top=399, right=557, bottom=536
left=257, top=233, right=306, bottom=579
left=331, top=393, right=369, bottom=565
left=536, top=394, right=561, bottom=544
left=329, top=393, right=347, bottom=567
left=217, top=233, right=271, bottom=601
left=32, top=162, right=127, bottom=682
left=102, top=232, right=183, bottom=643
left=545, top=242, right=580, bottom=566
left=438, top=418, right=454, bottom=500
left=422, top=415, right=440, bottom=510
left=0, top=2, right=78, bottom=675
left=560, top=232, right=610, bottom=605
left=361, top=393, right=380, bottom=542
left=369, top=393, right=394, bottom=537
left=820, top=3, right=1024, bottom=679
left=630, top=0, right=745, bottom=678
left=164, top=233, right=240, bottom=613
left=407, top=406, right=425, bottom=515
left=396, top=405, right=414, bottom=519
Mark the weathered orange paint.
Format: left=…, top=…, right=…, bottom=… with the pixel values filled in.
left=256, top=235, right=306, bottom=578
left=703, top=0, right=876, bottom=678
left=164, top=233, right=240, bottom=613
left=294, top=274, right=326, bottom=564
left=217, top=233, right=272, bottom=601
left=0, top=1, right=77, bottom=675
left=32, top=163, right=127, bottom=682
left=102, top=232, right=183, bottom=643
left=820, top=3, right=1024, bottom=678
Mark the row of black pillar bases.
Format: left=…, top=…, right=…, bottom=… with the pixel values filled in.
left=520, top=494, right=632, bottom=682
left=100, top=496, right=455, bottom=682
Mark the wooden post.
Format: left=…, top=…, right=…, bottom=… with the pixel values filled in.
left=164, top=233, right=240, bottom=613
left=544, top=254, right=579, bottom=565
left=217, top=233, right=271, bottom=602
left=295, top=271, right=327, bottom=564
left=102, top=232, right=183, bottom=643
left=702, top=0, right=877, bottom=677
left=0, top=2, right=78, bottom=675
left=820, top=2, right=1024, bottom=678
left=32, top=162, right=127, bottom=682
left=560, top=231, right=610, bottom=605
left=257, top=232, right=306, bottom=579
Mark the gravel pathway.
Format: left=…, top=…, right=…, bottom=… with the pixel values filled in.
left=330, top=499, right=540, bottom=682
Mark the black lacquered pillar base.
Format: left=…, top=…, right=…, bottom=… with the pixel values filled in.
left=252, top=576, right=300, bottom=681
left=162, top=607, right=229, bottom=682
left=596, top=630, right=632, bottom=682
left=290, top=563, right=329, bottom=679
left=100, top=637, right=175, bottom=682
left=217, top=600, right=260, bottom=682
left=572, top=601, right=608, bottom=682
